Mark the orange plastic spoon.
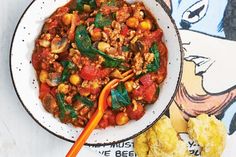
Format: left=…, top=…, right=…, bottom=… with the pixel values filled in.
left=66, top=70, right=134, bottom=157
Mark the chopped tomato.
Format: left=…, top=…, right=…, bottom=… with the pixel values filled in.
left=121, top=25, right=129, bottom=36
left=32, top=48, right=50, bottom=70
left=98, top=68, right=111, bottom=78
left=142, top=29, right=163, bottom=48
left=132, top=86, right=144, bottom=99
left=50, top=87, right=57, bottom=97
left=80, top=65, right=111, bottom=81
left=32, top=52, right=41, bottom=70
left=143, top=83, right=156, bottom=103
left=150, top=29, right=163, bottom=42
left=156, top=66, right=167, bottom=84
left=39, top=83, right=51, bottom=99
left=155, top=41, right=168, bottom=84
left=99, top=117, right=109, bottom=129
left=133, top=82, right=157, bottom=103
left=104, top=110, right=116, bottom=126
left=108, top=115, right=116, bottom=126
left=80, top=65, right=98, bottom=80
left=140, top=74, right=153, bottom=87
left=158, top=41, right=168, bottom=57
left=127, top=103, right=145, bottom=120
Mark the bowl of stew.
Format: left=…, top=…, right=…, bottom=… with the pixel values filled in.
left=10, top=0, right=182, bottom=145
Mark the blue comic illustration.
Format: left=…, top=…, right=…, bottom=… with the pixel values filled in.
left=171, top=0, right=227, bottom=37
left=164, top=0, right=236, bottom=153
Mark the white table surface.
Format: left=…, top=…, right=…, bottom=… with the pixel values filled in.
left=0, top=0, right=102, bottom=156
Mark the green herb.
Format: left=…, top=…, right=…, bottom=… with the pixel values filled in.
left=94, top=13, right=112, bottom=28
left=56, top=93, right=77, bottom=119
left=65, top=105, right=78, bottom=118
left=75, top=25, right=123, bottom=68
left=75, top=25, right=97, bottom=58
left=111, top=83, right=131, bottom=110
left=147, top=43, right=160, bottom=73
left=73, top=93, right=94, bottom=107
left=122, top=46, right=129, bottom=52
left=61, top=61, right=76, bottom=82
left=77, top=0, right=97, bottom=12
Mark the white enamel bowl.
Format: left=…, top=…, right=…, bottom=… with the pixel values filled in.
left=10, top=0, right=183, bottom=145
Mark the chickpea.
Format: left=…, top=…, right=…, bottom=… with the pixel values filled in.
left=90, top=81, right=100, bottom=89
left=98, top=42, right=110, bottom=52
left=62, top=13, right=72, bottom=25
left=140, top=19, right=152, bottom=31
left=124, top=81, right=134, bottom=92
left=69, top=74, right=81, bottom=85
left=107, top=95, right=112, bottom=107
left=57, top=83, right=70, bottom=94
left=83, top=4, right=91, bottom=12
left=116, top=112, right=129, bottom=125
left=39, top=70, right=48, bottom=83
left=126, top=17, right=139, bottom=28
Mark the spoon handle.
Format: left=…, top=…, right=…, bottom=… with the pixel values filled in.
left=66, top=110, right=103, bottom=157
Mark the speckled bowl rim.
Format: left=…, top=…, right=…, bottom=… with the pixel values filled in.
left=9, top=0, right=183, bottom=146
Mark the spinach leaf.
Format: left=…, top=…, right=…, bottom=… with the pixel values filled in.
left=56, top=93, right=78, bottom=119
left=94, top=13, right=112, bottom=28
left=111, top=83, right=131, bottom=110
left=77, top=0, right=97, bottom=12
left=56, top=93, right=66, bottom=119
left=73, top=93, right=94, bottom=107
left=61, top=61, right=76, bottom=82
left=65, top=105, right=78, bottom=118
left=147, top=43, right=160, bottom=73
left=75, top=25, right=97, bottom=58
left=75, top=25, right=123, bottom=68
